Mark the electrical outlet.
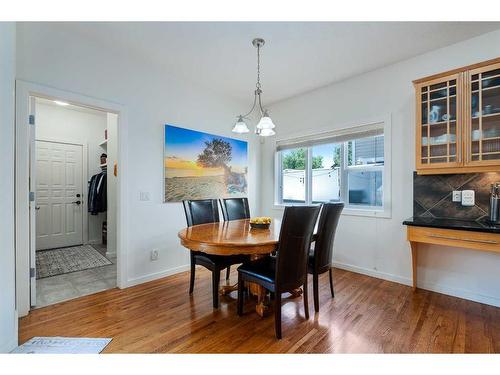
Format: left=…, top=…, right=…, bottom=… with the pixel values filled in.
left=150, top=249, right=159, bottom=261
left=461, top=190, right=475, bottom=206
left=452, top=191, right=462, bottom=202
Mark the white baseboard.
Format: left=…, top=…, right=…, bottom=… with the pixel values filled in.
left=333, top=261, right=412, bottom=286
left=125, top=264, right=190, bottom=288
left=333, top=261, right=500, bottom=308
left=416, top=280, right=500, bottom=308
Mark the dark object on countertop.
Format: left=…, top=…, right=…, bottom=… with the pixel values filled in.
left=489, top=183, right=500, bottom=224
left=403, top=216, right=500, bottom=234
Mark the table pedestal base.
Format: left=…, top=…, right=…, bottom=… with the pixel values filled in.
left=220, top=283, right=238, bottom=296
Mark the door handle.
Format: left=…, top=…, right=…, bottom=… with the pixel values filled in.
left=35, top=206, right=40, bottom=210
left=72, top=200, right=82, bottom=205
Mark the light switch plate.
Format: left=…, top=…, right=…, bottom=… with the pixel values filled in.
left=461, top=190, right=475, bottom=206
left=452, top=191, right=462, bottom=202
left=140, top=191, right=150, bottom=201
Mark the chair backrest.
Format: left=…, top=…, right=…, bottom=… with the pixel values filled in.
left=313, top=203, right=344, bottom=273
left=275, top=205, right=321, bottom=292
left=182, top=199, right=220, bottom=227
left=220, top=198, right=250, bottom=221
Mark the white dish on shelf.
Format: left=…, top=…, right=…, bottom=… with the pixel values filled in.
left=472, top=130, right=482, bottom=141
left=424, top=134, right=456, bottom=145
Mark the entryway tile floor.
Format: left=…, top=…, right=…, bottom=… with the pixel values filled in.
left=35, top=244, right=116, bottom=308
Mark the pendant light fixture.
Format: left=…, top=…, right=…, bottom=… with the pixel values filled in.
left=232, top=38, right=276, bottom=136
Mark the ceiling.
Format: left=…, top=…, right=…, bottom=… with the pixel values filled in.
left=36, top=97, right=107, bottom=116
left=62, top=22, right=500, bottom=104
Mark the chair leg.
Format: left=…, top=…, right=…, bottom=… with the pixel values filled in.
left=329, top=268, right=335, bottom=298
left=189, top=252, right=196, bottom=295
left=226, top=266, right=231, bottom=281
left=212, top=269, right=221, bottom=309
left=274, top=292, right=282, bottom=339
left=237, top=273, right=244, bottom=316
left=303, top=279, right=310, bottom=320
left=313, top=272, right=319, bottom=313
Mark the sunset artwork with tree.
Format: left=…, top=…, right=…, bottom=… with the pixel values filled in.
left=164, top=125, right=248, bottom=202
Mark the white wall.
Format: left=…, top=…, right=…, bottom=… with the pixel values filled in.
left=106, top=113, right=118, bottom=255
left=262, top=29, right=500, bottom=307
left=0, top=22, right=17, bottom=352
left=16, top=23, right=258, bottom=287
left=36, top=101, right=108, bottom=244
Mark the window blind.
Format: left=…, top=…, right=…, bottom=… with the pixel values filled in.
left=276, top=123, right=384, bottom=151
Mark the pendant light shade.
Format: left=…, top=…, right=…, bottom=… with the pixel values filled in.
left=258, top=127, right=276, bottom=137
left=232, top=115, right=250, bottom=133
left=256, top=110, right=275, bottom=130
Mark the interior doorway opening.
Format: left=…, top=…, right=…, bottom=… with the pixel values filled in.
left=30, top=97, right=118, bottom=308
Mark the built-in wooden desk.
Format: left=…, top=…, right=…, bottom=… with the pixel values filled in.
left=403, top=217, right=500, bottom=291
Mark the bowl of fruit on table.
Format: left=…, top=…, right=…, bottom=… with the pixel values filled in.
left=249, top=217, right=272, bottom=229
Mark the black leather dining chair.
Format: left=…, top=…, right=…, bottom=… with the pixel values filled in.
left=308, top=202, right=344, bottom=312
left=237, top=205, right=321, bottom=339
left=182, top=199, right=248, bottom=308
left=220, top=197, right=251, bottom=221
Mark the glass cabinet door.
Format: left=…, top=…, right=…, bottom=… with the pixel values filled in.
left=417, top=73, right=462, bottom=168
left=467, top=62, right=500, bottom=165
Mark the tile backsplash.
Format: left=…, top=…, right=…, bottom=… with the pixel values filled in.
left=413, top=172, right=500, bottom=221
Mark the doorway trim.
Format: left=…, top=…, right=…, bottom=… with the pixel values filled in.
left=15, top=80, right=129, bottom=317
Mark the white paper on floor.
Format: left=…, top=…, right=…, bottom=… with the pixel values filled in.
left=10, top=337, right=112, bottom=354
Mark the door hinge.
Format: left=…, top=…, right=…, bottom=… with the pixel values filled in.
left=30, top=267, right=35, bottom=278
left=29, top=114, right=35, bottom=125
left=29, top=191, right=35, bottom=202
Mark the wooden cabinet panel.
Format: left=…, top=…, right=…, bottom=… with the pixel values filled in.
left=407, top=226, right=500, bottom=254
left=415, top=73, right=463, bottom=171
left=414, top=58, right=500, bottom=174
left=465, top=62, right=500, bottom=168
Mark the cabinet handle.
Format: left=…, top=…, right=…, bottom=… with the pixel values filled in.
left=428, top=233, right=498, bottom=244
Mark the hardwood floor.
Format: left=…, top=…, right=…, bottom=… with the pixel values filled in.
left=19, top=267, right=500, bottom=353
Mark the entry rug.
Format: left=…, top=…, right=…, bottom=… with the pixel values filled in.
left=36, top=245, right=112, bottom=279
left=11, top=337, right=112, bottom=354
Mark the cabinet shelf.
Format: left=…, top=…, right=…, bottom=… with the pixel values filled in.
left=471, top=136, right=500, bottom=142
left=472, top=112, right=500, bottom=120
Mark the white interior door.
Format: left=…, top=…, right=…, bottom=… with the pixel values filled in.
left=35, top=140, right=84, bottom=251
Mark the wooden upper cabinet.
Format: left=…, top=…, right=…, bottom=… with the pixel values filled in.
left=415, top=73, right=463, bottom=171
left=465, top=62, right=500, bottom=167
left=414, top=58, right=500, bottom=174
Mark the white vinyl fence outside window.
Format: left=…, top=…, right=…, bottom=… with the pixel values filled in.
left=275, top=121, right=391, bottom=217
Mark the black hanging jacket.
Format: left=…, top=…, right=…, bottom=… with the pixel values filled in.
left=88, top=172, right=107, bottom=215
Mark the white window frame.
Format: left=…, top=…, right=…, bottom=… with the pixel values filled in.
left=273, top=117, right=392, bottom=219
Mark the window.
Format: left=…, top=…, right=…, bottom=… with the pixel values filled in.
left=280, top=147, right=306, bottom=203
left=275, top=122, right=390, bottom=216
left=345, top=135, right=384, bottom=207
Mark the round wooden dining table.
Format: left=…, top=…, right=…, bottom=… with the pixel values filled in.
left=178, top=218, right=289, bottom=317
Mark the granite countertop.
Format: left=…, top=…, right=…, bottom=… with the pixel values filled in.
left=403, top=216, right=500, bottom=234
